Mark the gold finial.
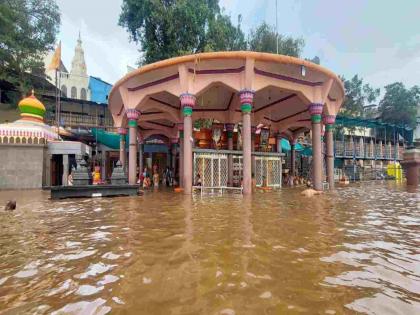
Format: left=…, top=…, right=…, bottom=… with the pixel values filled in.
left=31, top=89, right=35, bottom=96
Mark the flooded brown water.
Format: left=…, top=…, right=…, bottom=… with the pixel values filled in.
left=0, top=182, right=419, bottom=314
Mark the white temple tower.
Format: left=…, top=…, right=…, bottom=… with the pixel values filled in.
left=70, top=33, right=87, bottom=77
left=44, top=33, right=91, bottom=100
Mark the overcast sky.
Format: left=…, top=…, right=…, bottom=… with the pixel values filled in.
left=56, top=0, right=420, bottom=92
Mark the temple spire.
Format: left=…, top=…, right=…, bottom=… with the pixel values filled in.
left=70, top=31, right=87, bottom=77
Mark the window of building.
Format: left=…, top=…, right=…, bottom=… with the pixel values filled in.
left=71, top=86, right=77, bottom=99
left=80, top=88, right=87, bottom=100
left=61, top=85, right=67, bottom=97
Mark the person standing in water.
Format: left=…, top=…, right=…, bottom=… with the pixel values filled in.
left=164, top=166, right=170, bottom=187
left=153, top=171, right=160, bottom=188
left=195, top=173, right=202, bottom=186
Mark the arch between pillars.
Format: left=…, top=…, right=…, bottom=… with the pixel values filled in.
left=253, top=77, right=313, bottom=105
left=193, top=79, right=241, bottom=97
left=141, top=130, right=177, bottom=143
left=135, top=96, right=180, bottom=124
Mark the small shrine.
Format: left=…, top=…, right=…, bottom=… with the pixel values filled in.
left=0, top=90, right=59, bottom=144
left=0, top=91, right=91, bottom=189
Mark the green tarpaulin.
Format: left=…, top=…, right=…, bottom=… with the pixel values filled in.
left=281, top=138, right=304, bottom=151
left=91, top=128, right=127, bottom=150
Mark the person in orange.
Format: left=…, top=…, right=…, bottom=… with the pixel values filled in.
left=143, top=174, right=151, bottom=189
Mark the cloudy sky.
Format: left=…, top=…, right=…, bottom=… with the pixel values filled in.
left=56, top=0, right=420, bottom=92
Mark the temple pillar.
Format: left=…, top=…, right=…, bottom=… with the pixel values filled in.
left=369, top=138, right=374, bottom=166
left=101, top=149, right=106, bottom=181
left=276, top=134, right=282, bottom=153
left=139, top=141, right=144, bottom=174
left=251, top=126, right=256, bottom=176
left=388, top=141, right=392, bottom=159
left=360, top=137, right=364, bottom=157
left=171, top=138, right=177, bottom=173
left=178, top=124, right=184, bottom=187
left=401, top=148, right=420, bottom=187
left=378, top=140, right=383, bottom=168
left=180, top=93, right=195, bottom=194
left=126, top=109, right=140, bottom=185
left=290, top=139, right=296, bottom=176
left=62, top=154, right=69, bottom=186
left=226, top=123, right=235, bottom=186
left=276, top=134, right=283, bottom=188
left=239, top=89, right=255, bottom=195
left=323, top=115, right=336, bottom=189
left=118, top=127, right=127, bottom=173
left=309, top=103, right=324, bottom=191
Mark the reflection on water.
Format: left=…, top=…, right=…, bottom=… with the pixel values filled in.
left=0, top=182, right=418, bottom=314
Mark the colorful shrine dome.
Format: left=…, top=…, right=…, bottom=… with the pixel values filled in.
left=18, top=90, right=46, bottom=122
left=0, top=90, right=58, bottom=144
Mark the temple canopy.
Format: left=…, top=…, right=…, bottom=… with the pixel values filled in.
left=108, top=51, right=345, bottom=192
left=109, top=51, right=345, bottom=143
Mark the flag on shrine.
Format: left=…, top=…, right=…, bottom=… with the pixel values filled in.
left=48, top=41, right=61, bottom=70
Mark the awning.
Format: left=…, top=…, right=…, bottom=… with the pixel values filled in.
left=281, top=138, right=304, bottom=151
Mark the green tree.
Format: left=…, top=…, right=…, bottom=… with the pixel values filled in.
left=379, top=82, right=419, bottom=128
left=247, top=22, right=304, bottom=57
left=119, top=0, right=245, bottom=65
left=0, top=0, right=60, bottom=96
left=339, top=75, right=380, bottom=117
left=205, top=13, right=246, bottom=52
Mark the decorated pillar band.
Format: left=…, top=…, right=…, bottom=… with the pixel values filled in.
left=239, top=89, right=255, bottom=113
left=117, top=127, right=127, bottom=135
left=125, top=109, right=140, bottom=127
left=308, top=103, right=324, bottom=123
left=225, top=123, right=235, bottom=138
left=180, top=93, right=196, bottom=117
left=323, top=115, right=336, bottom=131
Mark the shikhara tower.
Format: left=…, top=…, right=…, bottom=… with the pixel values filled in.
left=44, top=32, right=90, bottom=101
left=70, top=32, right=87, bottom=77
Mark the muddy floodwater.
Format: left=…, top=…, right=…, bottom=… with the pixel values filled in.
left=0, top=182, right=419, bottom=314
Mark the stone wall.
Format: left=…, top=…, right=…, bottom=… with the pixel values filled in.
left=0, top=144, right=48, bottom=189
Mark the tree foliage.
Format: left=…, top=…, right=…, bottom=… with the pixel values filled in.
left=379, top=82, right=419, bottom=128
left=0, top=0, right=60, bottom=96
left=339, top=75, right=380, bottom=117
left=119, top=0, right=243, bottom=65
left=119, top=1, right=305, bottom=65
left=248, top=22, right=304, bottom=57
left=204, top=13, right=246, bottom=52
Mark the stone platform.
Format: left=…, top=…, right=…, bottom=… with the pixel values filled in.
left=51, top=184, right=140, bottom=200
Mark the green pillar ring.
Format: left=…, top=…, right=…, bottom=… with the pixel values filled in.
left=241, top=103, right=252, bottom=113
left=128, top=119, right=138, bottom=127
left=325, top=124, right=334, bottom=131
left=183, top=106, right=193, bottom=116
left=311, top=114, right=322, bottom=123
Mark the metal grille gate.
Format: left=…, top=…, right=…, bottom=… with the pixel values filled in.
left=194, top=152, right=228, bottom=187
left=193, top=150, right=283, bottom=191
left=255, top=156, right=282, bottom=187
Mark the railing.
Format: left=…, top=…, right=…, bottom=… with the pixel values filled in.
left=46, top=112, right=114, bottom=129
left=334, top=141, right=403, bottom=160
